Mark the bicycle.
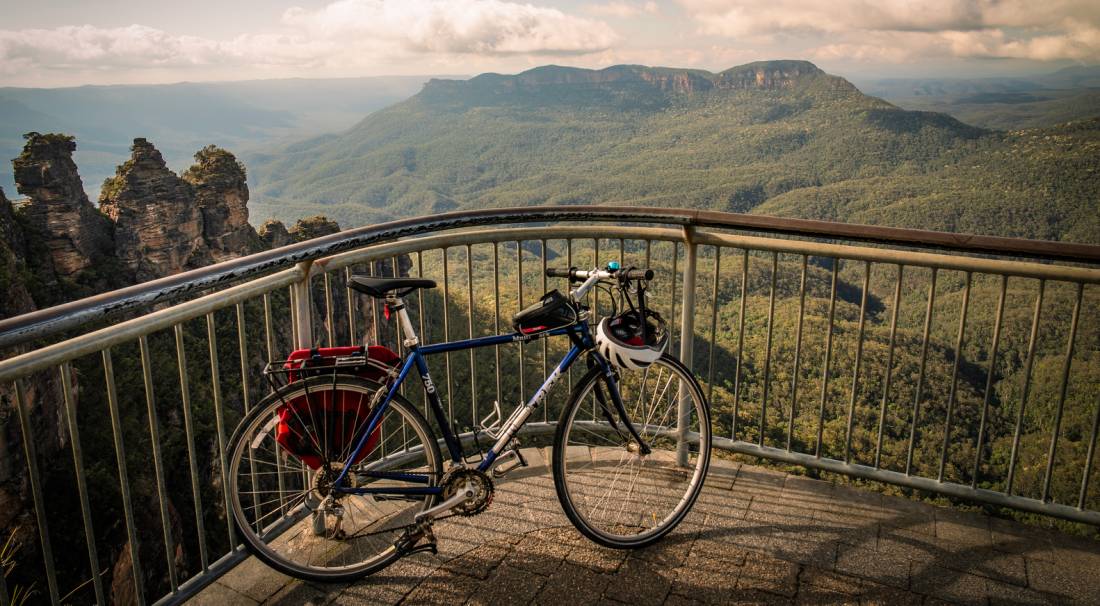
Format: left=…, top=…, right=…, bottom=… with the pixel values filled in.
left=225, top=262, right=712, bottom=582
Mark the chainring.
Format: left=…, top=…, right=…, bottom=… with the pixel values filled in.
left=440, top=467, right=494, bottom=516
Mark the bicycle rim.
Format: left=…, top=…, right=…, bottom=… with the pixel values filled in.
left=554, top=354, right=710, bottom=548
left=227, top=376, right=441, bottom=581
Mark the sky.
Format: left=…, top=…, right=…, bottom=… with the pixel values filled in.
left=1, top=0, right=1098, bottom=87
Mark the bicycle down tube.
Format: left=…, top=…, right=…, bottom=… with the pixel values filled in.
left=331, top=321, right=597, bottom=495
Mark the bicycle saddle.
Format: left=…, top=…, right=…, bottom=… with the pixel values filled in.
left=348, top=276, right=437, bottom=298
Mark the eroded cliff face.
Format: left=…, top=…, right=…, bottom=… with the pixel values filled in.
left=13, top=133, right=114, bottom=281
left=99, top=138, right=207, bottom=282
left=182, top=145, right=260, bottom=263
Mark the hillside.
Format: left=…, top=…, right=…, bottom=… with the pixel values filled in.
left=244, top=61, right=1100, bottom=243
left=858, top=66, right=1100, bottom=130
left=0, top=75, right=435, bottom=200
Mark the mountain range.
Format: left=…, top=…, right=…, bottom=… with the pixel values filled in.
left=242, top=60, right=1099, bottom=243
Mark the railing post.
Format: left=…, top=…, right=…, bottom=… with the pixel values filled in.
left=292, top=261, right=314, bottom=349
left=677, top=226, right=697, bottom=467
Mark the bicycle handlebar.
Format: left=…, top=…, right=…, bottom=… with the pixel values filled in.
left=546, top=267, right=654, bottom=281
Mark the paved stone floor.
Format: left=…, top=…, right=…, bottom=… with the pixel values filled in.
left=193, top=449, right=1100, bottom=605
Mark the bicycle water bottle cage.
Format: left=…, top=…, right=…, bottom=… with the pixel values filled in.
left=512, top=289, right=579, bottom=335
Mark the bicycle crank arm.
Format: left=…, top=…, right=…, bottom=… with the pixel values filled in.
left=413, top=481, right=474, bottom=524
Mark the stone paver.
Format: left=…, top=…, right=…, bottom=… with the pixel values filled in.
left=195, top=457, right=1100, bottom=605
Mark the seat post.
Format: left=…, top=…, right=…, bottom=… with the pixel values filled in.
left=387, top=295, right=420, bottom=347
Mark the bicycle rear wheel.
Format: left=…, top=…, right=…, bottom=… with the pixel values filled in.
left=227, top=375, right=442, bottom=582
left=552, top=354, right=710, bottom=548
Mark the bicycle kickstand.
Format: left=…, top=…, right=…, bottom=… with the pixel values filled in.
left=394, top=521, right=438, bottom=557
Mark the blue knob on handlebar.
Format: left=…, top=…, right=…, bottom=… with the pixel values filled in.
left=607, top=261, right=621, bottom=271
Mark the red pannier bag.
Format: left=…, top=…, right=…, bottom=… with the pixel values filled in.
left=275, top=345, right=400, bottom=470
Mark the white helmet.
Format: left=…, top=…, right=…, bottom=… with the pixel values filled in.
left=595, top=310, right=668, bottom=370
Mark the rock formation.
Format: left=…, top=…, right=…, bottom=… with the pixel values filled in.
left=12, top=133, right=114, bottom=280
left=99, top=138, right=206, bottom=282
left=182, top=145, right=260, bottom=263
left=258, top=215, right=341, bottom=249
left=0, top=188, right=35, bottom=319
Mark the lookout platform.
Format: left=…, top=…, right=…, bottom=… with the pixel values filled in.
left=192, top=452, right=1100, bottom=605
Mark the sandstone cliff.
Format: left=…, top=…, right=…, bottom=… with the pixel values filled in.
left=182, top=145, right=260, bottom=263
left=13, top=133, right=115, bottom=287
left=99, top=138, right=207, bottom=282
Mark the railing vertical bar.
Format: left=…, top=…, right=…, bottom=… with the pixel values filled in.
left=844, top=261, right=871, bottom=463
left=815, top=259, right=839, bottom=459
left=787, top=255, right=807, bottom=453
left=1080, top=376, right=1100, bottom=508
left=677, top=227, right=697, bottom=466
left=262, top=294, right=275, bottom=363
left=417, top=252, right=428, bottom=414
left=973, top=275, right=1007, bottom=488
left=139, top=335, right=179, bottom=592
left=492, top=243, right=502, bottom=406
left=706, top=247, right=721, bottom=406
left=292, top=262, right=313, bottom=349
left=875, top=265, right=904, bottom=469
left=1042, top=282, right=1083, bottom=502
left=367, top=261, right=380, bottom=345
left=416, top=251, right=428, bottom=344
left=345, top=267, right=357, bottom=344
left=566, top=239, right=574, bottom=392
left=174, top=324, right=210, bottom=571
left=619, top=238, right=625, bottom=266
left=541, top=239, right=548, bottom=422
left=938, top=272, right=971, bottom=482
left=670, top=243, right=679, bottom=351
left=10, top=381, right=49, bottom=604
left=236, top=303, right=252, bottom=413
left=443, top=249, right=453, bottom=419
left=517, top=242, right=525, bottom=400
left=906, top=268, right=938, bottom=476
left=206, top=313, right=237, bottom=546
left=288, top=286, right=299, bottom=347
left=645, top=239, right=651, bottom=269
left=466, top=245, right=477, bottom=423
left=59, top=361, right=105, bottom=605
left=760, top=251, right=778, bottom=447
left=323, top=272, right=335, bottom=347
left=1006, top=279, right=1044, bottom=494
left=393, top=256, right=406, bottom=398
left=593, top=238, right=600, bottom=318
left=102, top=350, right=145, bottom=605
left=731, top=249, right=748, bottom=439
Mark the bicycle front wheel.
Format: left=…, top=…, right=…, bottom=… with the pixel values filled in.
left=227, top=375, right=442, bottom=582
left=552, top=354, right=711, bottom=548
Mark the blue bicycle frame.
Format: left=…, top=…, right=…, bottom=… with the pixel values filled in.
left=330, top=321, right=615, bottom=497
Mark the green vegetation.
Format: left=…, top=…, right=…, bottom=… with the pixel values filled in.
left=245, top=62, right=1099, bottom=245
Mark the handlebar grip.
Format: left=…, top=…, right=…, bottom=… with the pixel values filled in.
left=546, top=267, right=576, bottom=279
left=622, top=268, right=655, bottom=281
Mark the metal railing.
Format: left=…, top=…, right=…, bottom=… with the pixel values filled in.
left=0, top=206, right=1098, bottom=605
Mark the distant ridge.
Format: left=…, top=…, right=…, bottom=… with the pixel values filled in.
left=423, top=60, right=840, bottom=98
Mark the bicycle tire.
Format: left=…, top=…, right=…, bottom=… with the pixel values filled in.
left=552, top=353, right=711, bottom=548
left=226, top=375, right=442, bottom=582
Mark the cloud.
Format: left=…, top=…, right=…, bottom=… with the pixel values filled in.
left=584, top=1, right=660, bottom=18
left=282, top=0, right=618, bottom=55
left=677, top=0, right=1100, bottom=62
left=0, top=0, right=618, bottom=83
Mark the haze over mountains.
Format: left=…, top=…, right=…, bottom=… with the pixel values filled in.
left=242, top=60, right=1100, bottom=243
left=0, top=75, right=435, bottom=199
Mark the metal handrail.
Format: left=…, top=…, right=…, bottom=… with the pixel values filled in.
left=2, top=208, right=1099, bottom=606
left=3, top=205, right=1098, bottom=351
